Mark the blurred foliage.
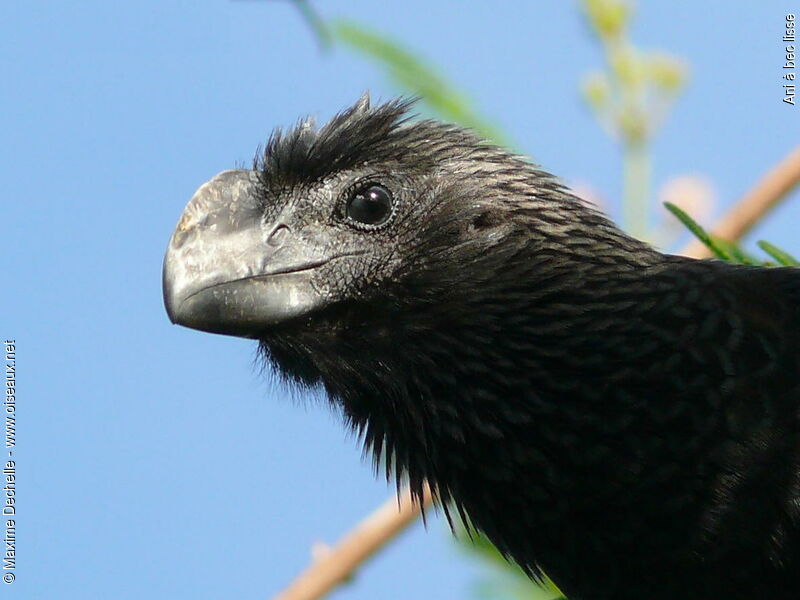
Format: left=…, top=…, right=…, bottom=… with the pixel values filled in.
left=581, top=0, right=687, bottom=145
left=758, top=240, right=800, bottom=266
left=332, top=19, right=511, bottom=146
left=580, top=0, right=688, bottom=239
left=665, top=202, right=799, bottom=266
left=282, top=0, right=509, bottom=145
left=290, top=0, right=332, bottom=49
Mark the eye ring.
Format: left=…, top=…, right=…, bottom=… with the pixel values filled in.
left=345, top=184, right=394, bottom=229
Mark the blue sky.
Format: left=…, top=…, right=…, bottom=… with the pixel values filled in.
left=3, top=2, right=798, bottom=599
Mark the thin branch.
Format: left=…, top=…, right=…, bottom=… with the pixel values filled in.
left=681, top=146, right=800, bottom=258
left=273, top=484, right=433, bottom=600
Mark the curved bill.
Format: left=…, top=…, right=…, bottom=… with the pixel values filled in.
left=162, top=169, right=329, bottom=337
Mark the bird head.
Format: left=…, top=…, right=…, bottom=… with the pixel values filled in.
left=163, top=94, right=652, bottom=392
left=167, top=99, right=481, bottom=326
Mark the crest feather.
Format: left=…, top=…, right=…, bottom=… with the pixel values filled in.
left=256, top=95, right=417, bottom=188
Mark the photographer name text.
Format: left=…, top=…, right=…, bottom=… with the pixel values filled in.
left=2, top=340, right=14, bottom=584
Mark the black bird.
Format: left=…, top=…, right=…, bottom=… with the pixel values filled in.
left=162, top=96, right=800, bottom=600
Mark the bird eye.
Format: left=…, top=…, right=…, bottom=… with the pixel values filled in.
left=346, top=184, right=393, bottom=227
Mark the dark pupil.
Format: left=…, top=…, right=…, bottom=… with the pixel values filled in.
left=347, top=185, right=392, bottom=225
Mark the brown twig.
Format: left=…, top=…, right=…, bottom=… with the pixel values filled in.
left=273, top=484, right=433, bottom=600
left=681, top=146, right=800, bottom=258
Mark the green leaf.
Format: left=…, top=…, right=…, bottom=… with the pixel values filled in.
left=331, top=19, right=511, bottom=146
left=757, top=240, right=800, bottom=266
left=288, top=0, right=332, bottom=50
left=663, top=202, right=731, bottom=260
left=713, top=238, right=759, bottom=265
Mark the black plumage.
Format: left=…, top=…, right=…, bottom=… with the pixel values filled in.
left=162, top=96, right=800, bottom=599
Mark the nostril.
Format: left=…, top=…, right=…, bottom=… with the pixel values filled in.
left=267, top=224, right=290, bottom=247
